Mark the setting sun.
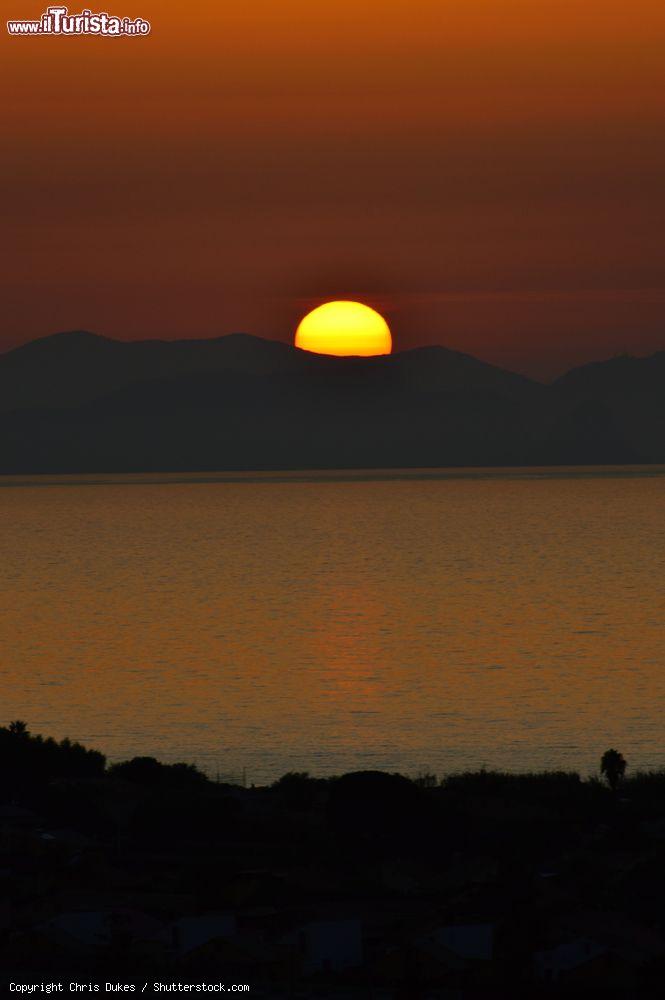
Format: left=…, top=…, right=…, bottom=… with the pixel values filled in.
left=295, top=301, right=392, bottom=357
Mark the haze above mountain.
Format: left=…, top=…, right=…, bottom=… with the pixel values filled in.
left=0, top=331, right=662, bottom=473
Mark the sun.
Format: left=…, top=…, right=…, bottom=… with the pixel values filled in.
left=295, top=301, right=392, bottom=357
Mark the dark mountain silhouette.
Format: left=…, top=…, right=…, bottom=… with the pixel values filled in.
left=553, top=352, right=665, bottom=463
left=0, top=330, right=302, bottom=411
left=0, top=329, right=542, bottom=412
left=0, top=331, right=662, bottom=472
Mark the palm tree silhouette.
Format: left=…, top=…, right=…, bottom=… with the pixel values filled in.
left=600, top=748, right=626, bottom=791
left=8, top=720, right=28, bottom=737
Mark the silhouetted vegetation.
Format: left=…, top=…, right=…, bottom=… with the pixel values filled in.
left=108, top=755, right=208, bottom=789
left=0, top=720, right=105, bottom=796
left=272, top=770, right=326, bottom=810
left=601, top=746, right=627, bottom=791
left=2, top=725, right=665, bottom=994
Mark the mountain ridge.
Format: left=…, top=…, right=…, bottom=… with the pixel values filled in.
left=0, top=330, right=543, bottom=412
left=0, top=331, right=663, bottom=472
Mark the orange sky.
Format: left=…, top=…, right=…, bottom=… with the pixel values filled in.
left=2, top=0, right=665, bottom=376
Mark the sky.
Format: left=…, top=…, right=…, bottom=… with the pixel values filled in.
left=2, top=0, right=665, bottom=378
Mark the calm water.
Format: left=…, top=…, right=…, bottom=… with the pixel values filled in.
left=1, top=467, right=664, bottom=783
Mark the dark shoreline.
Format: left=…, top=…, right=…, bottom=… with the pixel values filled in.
left=2, top=462, right=665, bottom=486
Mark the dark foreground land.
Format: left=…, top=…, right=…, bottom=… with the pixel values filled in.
left=2, top=724, right=665, bottom=997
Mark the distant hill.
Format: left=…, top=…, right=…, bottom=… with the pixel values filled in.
left=0, top=330, right=302, bottom=411
left=552, top=352, right=665, bottom=464
left=0, top=332, right=661, bottom=472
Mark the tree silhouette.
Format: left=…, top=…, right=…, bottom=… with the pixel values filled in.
left=0, top=722, right=105, bottom=793
left=109, top=756, right=207, bottom=788
left=601, top=748, right=627, bottom=791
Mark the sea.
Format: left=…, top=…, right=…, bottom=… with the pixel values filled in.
left=1, top=466, right=663, bottom=784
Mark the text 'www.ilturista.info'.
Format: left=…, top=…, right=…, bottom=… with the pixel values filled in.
left=7, top=6, right=151, bottom=36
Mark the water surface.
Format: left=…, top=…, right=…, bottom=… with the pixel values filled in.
left=1, top=466, right=663, bottom=782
